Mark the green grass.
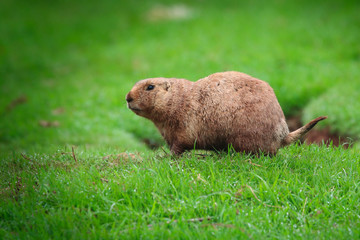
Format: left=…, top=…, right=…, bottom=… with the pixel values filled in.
left=1, top=0, right=360, bottom=239
left=1, top=145, right=359, bottom=239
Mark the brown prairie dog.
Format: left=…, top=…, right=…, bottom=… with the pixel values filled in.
left=126, top=71, right=326, bottom=155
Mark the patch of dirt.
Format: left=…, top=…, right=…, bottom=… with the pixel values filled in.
left=142, top=138, right=161, bottom=149
left=146, top=4, right=193, bottom=22
left=39, top=120, right=60, bottom=128
left=102, top=152, right=143, bottom=166
left=52, top=107, right=65, bottom=115
left=5, top=95, right=27, bottom=112
left=286, top=115, right=350, bottom=148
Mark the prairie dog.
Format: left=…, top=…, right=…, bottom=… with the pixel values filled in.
left=126, top=71, right=326, bottom=155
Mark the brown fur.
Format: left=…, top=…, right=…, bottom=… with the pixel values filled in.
left=126, top=71, right=327, bottom=155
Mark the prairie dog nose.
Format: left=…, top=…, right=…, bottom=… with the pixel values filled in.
left=126, top=94, right=133, bottom=103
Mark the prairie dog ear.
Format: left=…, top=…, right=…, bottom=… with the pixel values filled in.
left=162, top=81, right=171, bottom=91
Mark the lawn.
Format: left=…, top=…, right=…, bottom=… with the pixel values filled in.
left=1, top=0, right=359, bottom=239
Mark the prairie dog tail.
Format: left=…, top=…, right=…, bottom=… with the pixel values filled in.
left=282, top=116, right=327, bottom=146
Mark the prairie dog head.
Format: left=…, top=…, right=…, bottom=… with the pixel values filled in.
left=126, top=78, right=171, bottom=119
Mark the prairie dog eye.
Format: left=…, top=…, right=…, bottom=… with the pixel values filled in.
left=146, top=85, right=155, bottom=91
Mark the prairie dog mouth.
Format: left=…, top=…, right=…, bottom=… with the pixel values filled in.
left=128, top=105, right=141, bottom=111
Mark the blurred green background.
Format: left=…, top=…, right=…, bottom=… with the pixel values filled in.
left=1, top=0, right=359, bottom=154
